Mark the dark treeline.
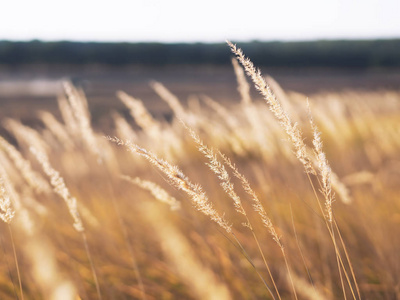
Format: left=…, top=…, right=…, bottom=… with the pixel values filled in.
left=1, top=39, right=400, bottom=68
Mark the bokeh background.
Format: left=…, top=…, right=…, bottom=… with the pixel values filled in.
left=0, top=0, right=399, bottom=128
left=1, top=1, right=400, bottom=299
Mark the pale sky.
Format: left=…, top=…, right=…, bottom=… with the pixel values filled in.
left=1, top=0, right=399, bottom=42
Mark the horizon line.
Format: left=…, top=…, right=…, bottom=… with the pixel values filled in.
left=1, top=36, right=400, bottom=44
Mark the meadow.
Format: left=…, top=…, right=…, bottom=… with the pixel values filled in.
left=0, top=43, right=399, bottom=299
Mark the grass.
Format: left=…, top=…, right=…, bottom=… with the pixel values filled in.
left=0, top=42, right=399, bottom=299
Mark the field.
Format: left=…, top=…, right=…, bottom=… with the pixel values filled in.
left=0, top=44, right=400, bottom=299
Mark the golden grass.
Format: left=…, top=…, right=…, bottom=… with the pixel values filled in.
left=0, top=43, right=399, bottom=299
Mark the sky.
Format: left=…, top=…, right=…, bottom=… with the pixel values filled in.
left=1, top=0, right=399, bottom=43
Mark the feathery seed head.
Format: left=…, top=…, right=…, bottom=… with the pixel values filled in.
left=0, top=178, right=15, bottom=224
left=30, top=147, right=84, bottom=232
left=227, top=41, right=315, bottom=175
left=108, top=137, right=232, bottom=233
left=121, top=175, right=181, bottom=211
left=308, top=101, right=335, bottom=222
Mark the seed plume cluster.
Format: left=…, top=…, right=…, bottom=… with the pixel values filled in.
left=0, top=42, right=395, bottom=299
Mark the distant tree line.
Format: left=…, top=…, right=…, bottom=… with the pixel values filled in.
left=0, top=39, right=399, bottom=68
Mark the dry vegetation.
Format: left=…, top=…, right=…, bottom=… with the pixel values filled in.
left=0, top=43, right=399, bottom=299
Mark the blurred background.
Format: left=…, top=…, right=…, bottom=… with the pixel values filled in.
left=0, top=0, right=399, bottom=127
left=1, top=2, right=400, bottom=299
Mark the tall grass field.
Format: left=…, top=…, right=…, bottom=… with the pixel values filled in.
left=0, top=43, right=399, bottom=299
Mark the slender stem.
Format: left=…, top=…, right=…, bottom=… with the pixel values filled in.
left=332, top=223, right=347, bottom=300
left=306, top=173, right=356, bottom=299
left=1, top=228, right=19, bottom=299
left=290, top=204, right=315, bottom=290
left=334, top=219, right=361, bottom=300
left=8, top=225, right=23, bottom=300
left=251, top=230, right=282, bottom=300
left=107, top=181, right=147, bottom=300
left=328, top=220, right=358, bottom=299
left=281, top=248, right=298, bottom=300
left=81, top=232, right=102, bottom=300
left=231, top=233, right=276, bottom=300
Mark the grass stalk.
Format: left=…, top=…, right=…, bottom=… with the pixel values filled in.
left=231, top=233, right=277, bottom=300
left=281, top=247, right=298, bottom=300
left=0, top=233, right=19, bottom=299
left=30, top=146, right=102, bottom=299
left=8, top=225, right=23, bottom=300
left=308, top=173, right=358, bottom=299
left=184, top=124, right=285, bottom=298
left=81, top=232, right=102, bottom=300
left=107, top=181, right=147, bottom=300
left=290, top=204, right=315, bottom=289
left=334, top=219, right=361, bottom=299
left=306, top=173, right=353, bottom=298
left=250, top=230, right=282, bottom=300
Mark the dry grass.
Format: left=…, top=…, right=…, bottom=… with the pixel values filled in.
left=0, top=43, right=399, bottom=299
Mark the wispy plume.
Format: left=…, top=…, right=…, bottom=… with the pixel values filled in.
left=231, top=57, right=252, bottom=105
left=307, top=101, right=334, bottom=222
left=150, top=81, right=187, bottom=120
left=63, top=81, right=102, bottom=163
left=108, top=137, right=232, bottom=233
left=228, top=41, right=314, bottom=174
left=112, top=112, right=138, bottom=142
left=58, top=95, right=80, bottom=136
left=30, top=147, right=84, bottom=232
left=183, top=124, right=246, bottom=217
left=0, top=136, right=51, bottom=194
left=144, top=204, right=232, bottom=300
left=219, top=152, right=282, bottom=246
left=38, top=110, right=74, bottom=150
left=117, top=91, right=161, bottom=139
left=0, top=177, right=15, bottom=224
left=121, top=175, right=181, bottom=211
left=4, top=119, right=49, bottom=153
